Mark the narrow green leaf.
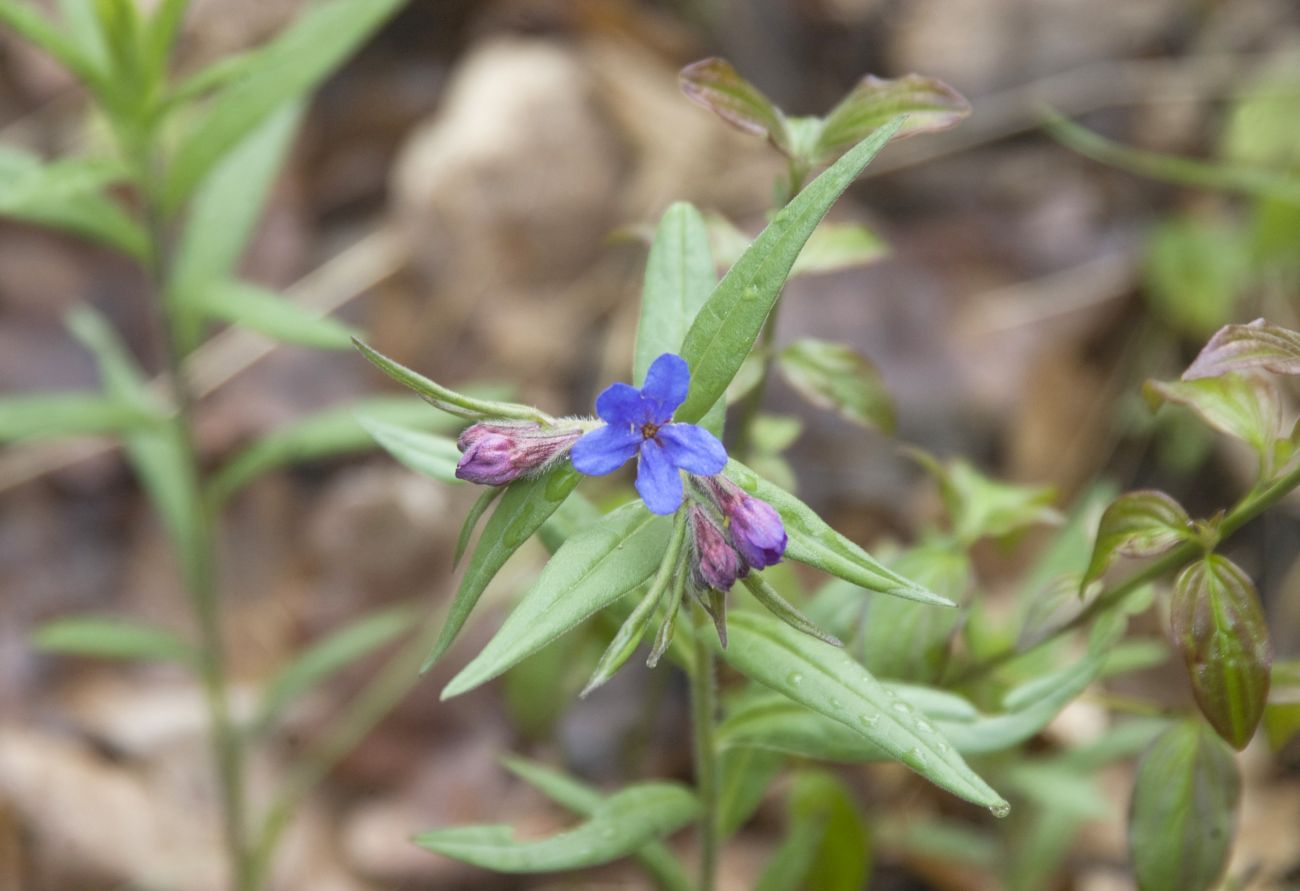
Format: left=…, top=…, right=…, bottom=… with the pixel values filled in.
left=859, top=543, right=968, bottom=683
left=250, top=603, right=417, bottom=735
left=1045, top=110, right=1300, bottom=206
left=742, top=574, right=842, bottom=646
left=635, top=202, right=723, bottom=437
left=500, top=757, right=693, bottom=891
left=1083, top=490, right=1193, bottom=588
left=717, top=747, right=782, bottom=837
left=443, top=500, right=671, bottom=697
left=163, top=0, right=404, bottom=210
left=754, top=819, right=823, bottom=891
left=1171, top=556, right=1273, bottom=749
left=357, top=416, right=460, bottom=484
left=678, top=57, right=789, bottom=150
left=0, top=146, right=145, bottom=256
left=677, top=117, right=905, bottom=423
left=424, top=464, right=582, bottom=672
left=142, top=0, right=188, bottom=79
left=0, top=1, right=106, bottom=89
left=716, top=611, right=1008, bottom=814
left=790, top=771, right=870, bottom=891
left=55, top=0, right=108, bottom=72
left=816, top=73, right=969, bottom=160
left=708, top=216, right=888, bottom=279
left=723, top=458, right=951, bottom=606
left=1183, top=318, right=1300, bottom=381
left=200, top=280, right=358, bottom=349
left=1145, top=374, right=1282, bottom=470
left=209, top=395, right=465, bottom=502
left=33, top=615, right=195, bottom=663
left=413, top=782, right=699, bottom=873
left=581, top=510, right=687, bottom=697
left=1129, top=721, right=1240, bottom=891
left=778, top=338, right=895, bottom=432
left=454, top=486, right=504, bottom=569
left=0, top=393, right=155, bottom=442
left=354, top=339, right=550, bottom=423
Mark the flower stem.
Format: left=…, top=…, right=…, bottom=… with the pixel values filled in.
left=689, top=606, right=720, bottom=891
left=956, top=458, right=1300, bottom=685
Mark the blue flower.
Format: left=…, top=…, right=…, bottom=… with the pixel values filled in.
left=570, top=353, right=727, bottom=514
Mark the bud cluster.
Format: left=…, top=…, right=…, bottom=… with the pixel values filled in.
left=455, top=421, right=581, bottom=486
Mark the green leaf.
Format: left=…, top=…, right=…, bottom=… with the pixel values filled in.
left=413, top=781, right=699, bottom=873
left=741, top=574, right=842, bottom=646
left=1171, top=556, right=1272, bottom=749
left=500, top=757, right=693, bottom=891
left=1144, top=374, right=1282, bottom=470
left=815, top=73, right=969, bottom=161
left=32, top=615, right=195, bottom=663
left=858, top=543, right=968, bottom=683
left=754, top=813, right=823, bottom=891
left=163, top=0, right=404, bottom=211
left=142, top=0, right=187, bottom=81
left=0, top=393, right=155, bottom=442
left=168, top=102, right=303, bottom=348
left=357, top=416, right=460, bottom=484
left=1045, top=110, right=1300, bottom=206
left=249, top=603, right=416, bottom=736
left=0, top=146, right=145, bottom=257
left=443, top=500, right=672, bottom=697
left=1082, top=490, right=1194, bottom=588
left=758, top=770, right=870, bottom=891
left=1143, top=219, right=1249, bottom=338
left=1263, top=660, right=1300, bottom=751
left=724, top=458, right=951, bottom=606
left=717, top=747, right=782, bottom=837
left=55, top=0, right=108, bottom=74
left=677, top=117, right=905, bottom=423
left=454, top=486, right=503, bottom=569
left=707, top=216, right=888, bottom=278
left=635, top=202, right=723, bottom=437
left=199, top=280, right=358, bottom=349
left=1183, top=319, right=1300, bottom=381
left=716, top=610, right=1008, bottom=814
left=678, top=57, right=789, bottom=151
left=778, top=338, right=895, bottom=432
left=209, top=395, right=465, bottom=502
left=354, top=339, right=550, bottom=423
left=912, top=451, right=1060, bottom=545
left=424, top=465, right=582, bottom=673
left=1128, top=721, right=1240, bottom=891
left=0, top=1, right=106, bottom=91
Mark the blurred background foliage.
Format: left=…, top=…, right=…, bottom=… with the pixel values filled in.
left=1, top=0, right=1299, bottom=889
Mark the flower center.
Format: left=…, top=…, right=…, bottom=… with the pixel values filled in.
left=639, top=421, right=662, bottom=440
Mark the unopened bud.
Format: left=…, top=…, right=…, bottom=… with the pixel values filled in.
left=688, top=504, right=747, bottom=592
left=455, top=422, right=580, bottom=486
left=698, top=475, right=787, bottom=569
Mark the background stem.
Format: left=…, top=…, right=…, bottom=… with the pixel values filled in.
left=690, top=607, right=720, bottom=891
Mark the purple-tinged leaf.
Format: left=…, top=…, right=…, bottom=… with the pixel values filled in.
left=1128, top=721, right=1239, bottom=891
left=815, top=74, right=969, bottom=161
left=1144, top=374, right=1283, bottom=469
left=1082, top=491, right=1194, bottom=588
left=1171, top=556, right=1273, bottom=750
left=1183, top=318, right=1300, bottom=381
left=679, top=58, right=789, bottom=153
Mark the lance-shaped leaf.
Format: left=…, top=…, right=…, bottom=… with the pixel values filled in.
left=454, top=487, right=504, bottom=569
left=779, top=338, right=895, bottom=432
left=708, top=216, right=888, bottom=278
left=720, top=647, right=1101, bottom=760
left=354, top=339, right=550, bottom=423
left=357, top=416, right=461, bottom=484
left=0, top=393, right=156, bottom=442
left=679, top=57, right=789, bottom=151
left=859, top=544, right=968, bottom=683
left=1171, top=556, right=1272, bottom=749
left=443, top=501, right=672, bottom=696
left=414, top=781, right=699, bottom=873
left=677, top=117, right=905, bottom=423
left=716, top=611, right=1008, bottom=814
left=1128, top=721, right=1240, bottom=891
left=742, top=574, right=842, bottom=646
left=815, top=73, right=970, bottom=160
left=756, top=770, right=869, bottom=891
left=500, top=757, right=692, bottom=891
left=911, top=451, right=1061, bottom=545
left=424, top=465, right=581, bottom=672
left=723, top=458, right=950, bottom=606
left=33, top=615, right=196, bottom=664
left=635, top=202, right=723, bottom=437
left=1145, top=374, right=1282, bottom=465
left=199, top=280, right=357, bottom=350
left=1082, top=490, right=1194, bottom=588
left=1183, top=318, right=1300, bottom=380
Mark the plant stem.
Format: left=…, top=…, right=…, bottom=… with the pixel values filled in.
left=689, top=607, right=720, bottom=891
left=956, top=458, right=1300, bottom=685
left=139, top=156, right=251, bottom=891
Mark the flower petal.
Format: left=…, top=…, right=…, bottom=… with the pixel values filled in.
left=635, top=439, right=684, bottom=514
left=570, top=424, right=641, bottom=476
left=642, top=353, right=690, bottom=421
left=658, top=423, right=727, bottom=475
left=595, top=382, right=647, bottom=425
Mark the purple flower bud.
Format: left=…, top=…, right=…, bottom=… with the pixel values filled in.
left=455, top=422, right=580, bottom=486
left=699, top=475, right=787, bottom=569
left=688, top=504, right=747, bottom=592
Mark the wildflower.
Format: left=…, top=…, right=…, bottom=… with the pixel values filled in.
left=688, top=504, right=747, bottom=592
left=697, top=474, right=787, bottom=569
left=455, top=421, right=580, bottom=486
left=570, top=353, right=727, bottom=514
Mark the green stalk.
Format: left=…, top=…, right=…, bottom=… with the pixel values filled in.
left=689, top=606, right=720, bottom=891
left=957, top=458, right=1300, bottom=685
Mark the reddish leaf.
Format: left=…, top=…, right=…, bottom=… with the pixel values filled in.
left=1082, top=490, right=1193, bottom=588
left=1183, top=319, right=1300, bottom=381
left=815, top=74, right=969, bottom=160
left=679, top=58, right=788, bottom=151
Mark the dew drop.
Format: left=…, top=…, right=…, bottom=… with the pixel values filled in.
left=905, top=747, right=928, bottom=768
left=916, top=720, right=935, bottom=735
left=829, top=697, right=844, bottom=709
left=788, top=672, right=805, bottom=687
left=989, top=801, right=1011, bottom=819
left=891, top=701, right=910, bottom=714
left=858, top=712, right=880, bottom=727
left=934, top=740, right=950, bottom=753
left=743, top=285, right=761, bottom=302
